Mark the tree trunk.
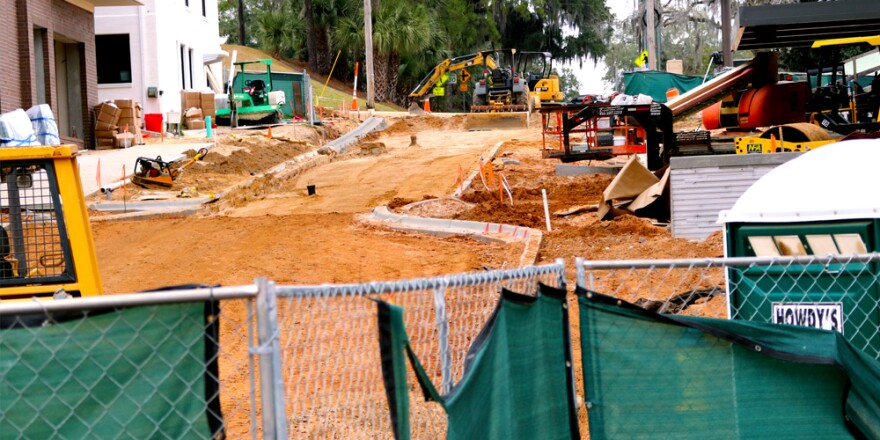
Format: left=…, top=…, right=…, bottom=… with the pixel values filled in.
left=238, top=0, right=246, bottom=45
left=386, top=52, right=401, bottom=103
left=374, top=51, right=390, bottom=102
left=304, top=0, right=319, bottom=72
left=313, top=28, right=332, bottom=75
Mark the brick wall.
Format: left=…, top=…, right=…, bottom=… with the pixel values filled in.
left=2, top=0, right=97, bottom=148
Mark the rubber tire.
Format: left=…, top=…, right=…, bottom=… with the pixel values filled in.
left=515, top=85, right=531, bottom=110
left=473, top=93, right=487, bottom=107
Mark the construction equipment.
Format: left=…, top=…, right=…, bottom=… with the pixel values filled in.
left=518, top=51, right=565, bottom=109
left=807, top=35, right=880, bottom=134
left=216, top=59, right=284, bottom=126
left=702, top=38, right=880, bottom=135
left=408, top=52, right=498, bottom=108
left=0, top=145, right=103, bottom=299
left=734, top=123, right=837, bottom=154
left=472, top=49, right=531, bottom=112
left=132, top=148, right=209, bottom=189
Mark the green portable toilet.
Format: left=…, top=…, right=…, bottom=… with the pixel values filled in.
left=718, top=139, right=880, bottom=358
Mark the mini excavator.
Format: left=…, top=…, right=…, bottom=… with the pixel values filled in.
left=131, top=147, right=209, bottom=189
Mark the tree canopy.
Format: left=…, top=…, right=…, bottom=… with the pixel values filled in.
left=219, top=0, right=613, bottom=106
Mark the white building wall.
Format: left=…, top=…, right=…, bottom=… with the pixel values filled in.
left=95, top=0, right=221, bottom=117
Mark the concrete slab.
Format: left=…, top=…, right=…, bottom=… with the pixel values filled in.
left=76, top=141, right=213, bottom=197
left=555, top=164, right=621, bottom=176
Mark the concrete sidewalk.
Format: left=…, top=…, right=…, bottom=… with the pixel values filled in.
left=77, top=141, right=213, bottom=197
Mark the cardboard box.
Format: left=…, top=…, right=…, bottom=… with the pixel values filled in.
left=119, top=108, right=135, bottom=119
left=95, top=121, right=115, bottom=131
left=184, top=107, right=203, bottom=119
left=95, top=129, right=118, bottom=139
left=202, top=108, right=216, bottom=119
left=94, top=102, right=120, bottom=125
left=186, top=118, right=205, bottom=130
left=200, top=92, right=215, bottom=109
left=181, top=90, right=201, bottom=111
left=114, top=99, right=135, bottom=109
left=114, top=132, right=135, bottom=148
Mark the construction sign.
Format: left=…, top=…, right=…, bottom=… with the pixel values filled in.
left=634, top=50, right=649, bottom=68
left=460, top=70, right=471, bottom=83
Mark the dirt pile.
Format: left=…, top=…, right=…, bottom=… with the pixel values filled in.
left=379, top=115, right=467, bottom=136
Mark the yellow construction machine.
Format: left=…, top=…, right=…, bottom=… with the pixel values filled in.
left=1, top=145, right=103, bottom=299
left=408, top=52, right=498, bottom=109
left=518, top=51, right=565, bottom=109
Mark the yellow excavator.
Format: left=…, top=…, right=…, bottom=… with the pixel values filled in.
left=408, top=52, right=498, bottom=110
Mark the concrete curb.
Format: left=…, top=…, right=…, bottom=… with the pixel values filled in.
left=325, top=117, right=387, bottom=153
left=89, top=206, right=203, bottom=222
left=368, top=205, right=543, bottom=268
left=367, top=138, right=544, bottom=267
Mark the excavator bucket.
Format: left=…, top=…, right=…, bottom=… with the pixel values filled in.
left=465, top=112, right=530, bottom=131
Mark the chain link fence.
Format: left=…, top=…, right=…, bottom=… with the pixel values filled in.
left=5, top=255, right=878, bottom=439
left=576, top=254, right=880, bottom=358
left=0, top=285, right=261, bottom=440
left=274, top=260, right=566, bottom=439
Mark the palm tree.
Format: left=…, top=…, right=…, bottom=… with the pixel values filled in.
left=371, top=0, right=438, bottom=102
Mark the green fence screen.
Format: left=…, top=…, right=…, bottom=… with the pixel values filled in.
left=377, top=284, right=578, bottom=440
left=623, top=71, right=706, bottom=102
left=579, top=288, right=880, bottom=439
left=0, top=302, right=222, bottom=439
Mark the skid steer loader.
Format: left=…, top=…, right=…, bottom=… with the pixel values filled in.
left=1, top=145, right=103, bottom=299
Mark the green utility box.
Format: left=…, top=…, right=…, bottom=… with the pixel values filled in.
left=719, top=140, right=880, bottom=359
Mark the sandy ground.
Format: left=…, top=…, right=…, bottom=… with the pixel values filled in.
left=90, top=115, right=538, bottom=293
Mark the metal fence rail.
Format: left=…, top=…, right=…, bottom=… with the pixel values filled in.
left=274, top=259, right=566, bottom=439
left=0, top=285, right=261, bottom=440
left=576, top=254, right=880, bottom=358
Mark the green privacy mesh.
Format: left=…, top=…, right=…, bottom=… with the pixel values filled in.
left=578, top=288, right=880, bottom=440
left=377, top=283, right=578, bottom=440
left=0, top=302, right=222, bottom=439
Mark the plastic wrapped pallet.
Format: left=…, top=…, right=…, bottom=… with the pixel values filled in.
left=27, top=104, right=60, bottom=146
left=0, top=109, right=39, bottom=147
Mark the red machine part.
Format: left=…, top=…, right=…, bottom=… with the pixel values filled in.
left=702, top=82, right=809, bottom=130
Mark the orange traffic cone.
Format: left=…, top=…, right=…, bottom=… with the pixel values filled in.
left=423, top=98, right=431, bottom=113
left=267, top=126, right=272, bottom=139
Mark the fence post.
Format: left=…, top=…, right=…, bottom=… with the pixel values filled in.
left=432, top=284, right=453, bottom=394
left=255, top=277, right=288, bottom=439
left=576, top=257, right=587, bottom=289
left=555, top=258, right=566, bottom=289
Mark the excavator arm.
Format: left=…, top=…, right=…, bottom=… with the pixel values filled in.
left=408, top=53, right=498, bottom=100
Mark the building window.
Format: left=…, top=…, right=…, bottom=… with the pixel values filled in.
left=180, top=44, right=186, bottom=89
left=188, top=48, right=194, bottom=89
left=95, top=34, right=132, bottom=84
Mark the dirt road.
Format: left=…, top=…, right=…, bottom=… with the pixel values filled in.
left=92, top=116, right=535, bottom=293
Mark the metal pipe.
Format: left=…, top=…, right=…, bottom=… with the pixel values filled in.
left=0, top=285, right=259, bottom=314
left=577, top=253, right=880, bottom=270
left=100, top=178, right=130, bottom=194
left=276, top=262, right=565, bottom=298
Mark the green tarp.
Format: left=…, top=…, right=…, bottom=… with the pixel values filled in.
left=0, top=302, right=222, bottom=439
left=623, top=71, right=706, bottom=103
left=377, top=284, right=578, bottom=440
left=579, top=288, right=880, bottom=439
